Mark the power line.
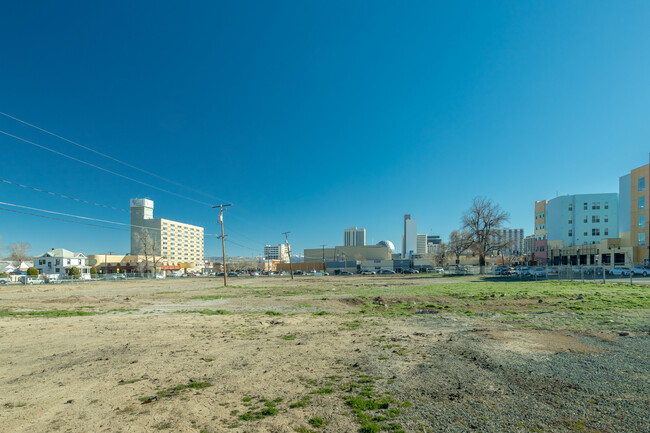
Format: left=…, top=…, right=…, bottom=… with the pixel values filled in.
left=0, top=206, right=128, bottom=231
left=0, top=129, right=215, bottom=207
left=0, top=111, right=229, bottom=204
left=0, top=178, right=128, bottom=212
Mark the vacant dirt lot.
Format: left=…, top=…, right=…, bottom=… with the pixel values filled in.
left=0, top=276, right=648, bottom=432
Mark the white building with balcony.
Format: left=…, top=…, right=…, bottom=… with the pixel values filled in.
left=34, top=248, right=91, bottom=280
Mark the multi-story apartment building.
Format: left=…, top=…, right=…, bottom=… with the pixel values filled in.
left=620, top=161, right=650, bottom=264
left=130, top=199, right=204, bottom=271
left=344, top=227, right=366, bottom=246
left=545, top=193, right=619, bottom=246
left=534, top=201, right=548, bottom=265
left=264, top=244, right=289, bottom=262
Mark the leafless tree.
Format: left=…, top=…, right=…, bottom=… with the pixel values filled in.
left=430, top=242, right=447, bottom=267
left=8, top=242, right=31, bottom=266
left=447, top=231, right=473, bottom=266
left=462, top=197, right=510, bottom=273
left=134, top=231, right=161, bottom=276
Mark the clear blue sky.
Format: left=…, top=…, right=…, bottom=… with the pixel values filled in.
left=1, top=1, right=649, bottom=258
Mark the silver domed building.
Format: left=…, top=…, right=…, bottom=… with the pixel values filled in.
left=376, top=240, right=395, bottom=254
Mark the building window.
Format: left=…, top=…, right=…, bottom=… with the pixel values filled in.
left=604, top=228, right=609, bottom=236
left=568, top=218, right=572, bottom=224
left=583, top=202, right=588, bottom=210
left=583, top=216, right=588, bottom=223
left=568, top=203, right=573, bottom=211
left=604, top=215, right=608, bottom=223
left=568, top=229, right=572, bottom=237
left=639, top=177, right=646, bottom=192
left=639, top=232, right=646, bottom=247
left=592, top=228, right=600, bottom=236
left=592, top=202, right=600, bottom=210
left=639, top=214, right=646, bottom=229
left=592, top=215, right=600, bottom=223
left=584, top=231, right=588, bottom=237
left=604, top=202, right=608, bottom=209
left=639, top=196, right=646, bottom=210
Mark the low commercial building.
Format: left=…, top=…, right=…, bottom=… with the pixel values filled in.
left=304, top=245, right=391, bottom=263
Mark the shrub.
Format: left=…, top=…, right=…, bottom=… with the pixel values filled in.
left=27, top=267, right=39, bottom=276
left=69, top=266, right=81, bottom=279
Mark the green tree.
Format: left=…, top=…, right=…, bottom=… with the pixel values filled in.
left=69, top=266, right=81, bottom=279
left=27, top=267, right=39, bottom=276
left=90, top=266, right=98, bottom=277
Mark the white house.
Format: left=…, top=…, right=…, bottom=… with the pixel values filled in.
left=34, top=248, right=91, bottom=280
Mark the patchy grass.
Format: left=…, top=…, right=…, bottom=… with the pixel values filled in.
left=0, top=309, right=99, bottom=318
left=180, top=309, right=231, bottom=315
left=283, top=334, right=297, bottom=341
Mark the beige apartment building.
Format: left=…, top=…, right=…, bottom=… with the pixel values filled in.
left=629, top=163, right=650, bottom=264
left=130, top=199, right=204, bottom=272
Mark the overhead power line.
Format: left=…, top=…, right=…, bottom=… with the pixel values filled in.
left=0, top=111, right=228, bottom=204
left=0, top=206, right=129, bottom=231
left=0, top=178, right=128, bottom=212
left=0, top=129, right=214, bottom=207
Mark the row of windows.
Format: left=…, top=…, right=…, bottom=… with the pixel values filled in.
left=568, top=228, right=609, bottom=237
left=568, top=202, right=610, bottom=212
left=535, top=212, right=545, bottom=219
left=535, top=224, right=545, bottom=230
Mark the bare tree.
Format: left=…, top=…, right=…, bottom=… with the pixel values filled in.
left=447, top=231, right=473, bottom=266
left=8, top=242, right=31, bottom=266
left=462, top=197, right=510, bottom=273
left=134, top=231, right=161, bottom=276
left=429, top=242, right=447, bottom=267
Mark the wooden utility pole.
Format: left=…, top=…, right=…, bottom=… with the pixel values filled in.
left=283, top=232, right=293, bottom=279
left=321, top=244, right=327, bottom=271
left=213, top=204, right=232, bottom=287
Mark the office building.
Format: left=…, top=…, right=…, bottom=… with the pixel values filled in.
left=416, top=234, right=428, bottom=255
left=495, top=228, right=525, bottom=255
left=344, top=227, right=366, bottom=246
left=619, top=161, right=650, bottom=264
left=534, top=201, right=548, bottom=265
left=402, top=214, right=417, bottom=258
left=264, top=244, right=289, bottom=262
left=130, top=199, right=204, bottom=271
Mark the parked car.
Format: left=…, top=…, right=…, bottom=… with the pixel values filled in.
left=433, top=267, right=445, bottom=274
left=339, top=271, right=353, bottom=275
left=631, top=266, right=649, bottom=276
left=293, top=270, right=305, bottom=276
left=378, top=269, right=396, bottom=275
left=104, top=274, right=126, bottom=280
left=402, top=269, right=418, bottom=274
left=609, top=267, right=631, bottom=276
left=0, top=277, right=10, bottom=285
left=20, top=276, right=44, bottom=285
left=360, top=270, right=375, bottom=275
left=227, top=272, right=238, bottom=277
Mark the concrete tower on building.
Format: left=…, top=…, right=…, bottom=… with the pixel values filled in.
left=130, top=199, right=204, bottom=270
left=344, top=227, right=366, bottom=246
left=402, top=214, right=417, bottom=258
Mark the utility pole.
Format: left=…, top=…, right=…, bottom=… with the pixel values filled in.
left=283, top=232, right=293, bottom=279
left=321, top=244, right=326, bottom=271
left=213, top=204, right=232, bottom=287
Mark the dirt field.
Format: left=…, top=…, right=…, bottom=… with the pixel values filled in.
left=1, top=276, right=648, bottom=432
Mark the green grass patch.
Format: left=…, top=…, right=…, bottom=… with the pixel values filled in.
left=283, top=334, right=297, bottom=341
left=265, top=311, right=283, bottom=316
left=289, top=396, right=312, bottom=408
left=0, top=309, right=99, bottom=318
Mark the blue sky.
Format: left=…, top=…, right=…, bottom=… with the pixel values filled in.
left=1, top=1, right=649, bottom=258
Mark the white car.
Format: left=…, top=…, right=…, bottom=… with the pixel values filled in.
left=631, top=266, right=649, bottom=276
left=20, top=276, right=44, bottom=285
left=608, top=267, right=631, bottom=276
